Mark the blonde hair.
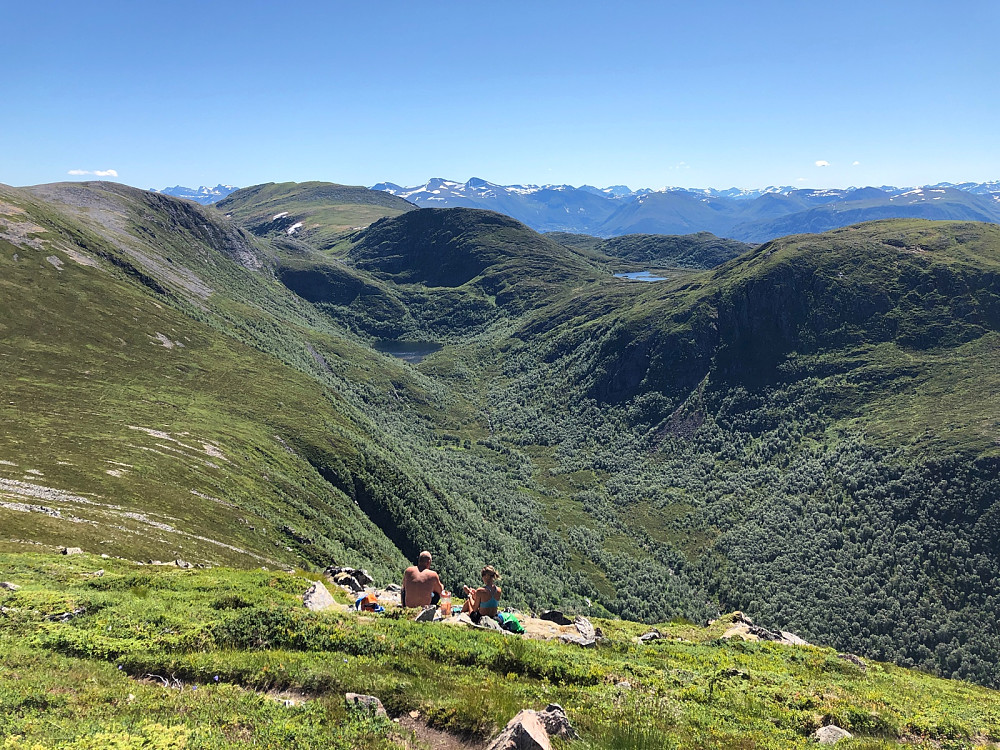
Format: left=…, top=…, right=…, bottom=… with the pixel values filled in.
left=481, top=565, right=500, bottom=580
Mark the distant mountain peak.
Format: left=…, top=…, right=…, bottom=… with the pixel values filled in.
left=150, top=184, right=239, bottom=205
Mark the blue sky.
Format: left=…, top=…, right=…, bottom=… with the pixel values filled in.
left=4, top=1, right=997, bottom=191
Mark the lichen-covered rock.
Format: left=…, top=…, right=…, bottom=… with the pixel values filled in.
left=537, top=704, right=578, bottom=740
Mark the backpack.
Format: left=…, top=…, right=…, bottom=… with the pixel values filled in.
left=497, top=612, right=525, bottom=634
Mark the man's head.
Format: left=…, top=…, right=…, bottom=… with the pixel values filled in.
left=417, top=550, right=432, bottom=570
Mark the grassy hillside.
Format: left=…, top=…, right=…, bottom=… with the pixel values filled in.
left=4, top=552, right=1000, bottom=749
left=215, top=181, right=415, bottom=252
left=548, top=231, right=753, bottom=270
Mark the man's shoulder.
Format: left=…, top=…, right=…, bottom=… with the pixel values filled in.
left=402, top=565, right=419, bottom=579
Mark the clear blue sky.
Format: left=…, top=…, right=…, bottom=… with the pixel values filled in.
left=3, top=1, right=997, bottom=191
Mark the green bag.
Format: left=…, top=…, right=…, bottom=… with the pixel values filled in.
left=497, top=612, right=525, bottom=634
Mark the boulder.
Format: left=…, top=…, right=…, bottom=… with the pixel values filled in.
left=814, top=725, right=852, bottom=744
left=538, top=610, right=573, bottom=626
left=174, top=559, right=193, bottom=569
left=384, top=583, right=402, bottom=593
left=303, top=581, right=337, bottom=611
left=638, top=629, right=661, bottom=643
left=354, top=569, right=374, bottom=587
left=61, top=547, right=83, bottom=556
left=344, top=693, right=387, bottom=718
left=333, top=572, right=364, bottom=593
left=537, top=704, right=578, bottom=740
left=574, top=616, right=596, bottom=640
left=485, top=709, right=552, bottom=750
left=0, top=582, right=20, bottom=591
left=477, top=615, right=503, bottom=632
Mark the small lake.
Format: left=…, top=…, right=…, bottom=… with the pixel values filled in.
left=614, top=271, right=668, bottom=282
left=374, top=340, right=442, bottom=364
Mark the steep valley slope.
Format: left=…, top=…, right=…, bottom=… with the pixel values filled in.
left=2, top=181, right=999, bottom=690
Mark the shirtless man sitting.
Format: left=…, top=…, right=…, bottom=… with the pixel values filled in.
left=401, top=550, right=443, bottom=608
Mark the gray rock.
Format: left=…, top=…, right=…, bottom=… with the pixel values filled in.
left=0, top=582, right=20, bottom=591
left=537, top=704, right=578, bottom=740
left=61, top=547, right=83, bottom=556
left=574, top=616, right=596, bottom=640
left=638, top=629, right=661, bottom=643
left=814, top=725, right=852, bottom=744
left=174, top=559, right=193, bottom=569
left=384, top=583, right=402, bottom=593
left=538, top=609, right=573, bottom=626
left=344, top=693, right=387, bottom=718
left=303, top=581, right=337, bottom=611
left=485, top=709, right=552, bottom=750
left=616, top=680, right=632, bottom=690
left=779, top=630, right=810, bottom=646
left=92, top=570, right=105, bottom=577
left=354, top=569, right=374, bottom=587
left=558, top=633, right=596, bottom=648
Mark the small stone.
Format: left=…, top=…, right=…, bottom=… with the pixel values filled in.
left=92, top=569, right=105, bottom=577
left=61, top=547, right=83, bottom=556
left=0, top=582, right=20, bottom=591
left=838, top=653, right=867, bottom=670
left=409, top=710, right=421, bottom=719
left=814, top=725, right=852, bottom=744
left=174, top=559, right=193, bottom=569
left=616, top=680, right=632, bottom=690
left=344, top=693, right=387, bottom=718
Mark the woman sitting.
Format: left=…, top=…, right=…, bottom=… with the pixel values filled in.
left=462, top=565, right=502, bottom=622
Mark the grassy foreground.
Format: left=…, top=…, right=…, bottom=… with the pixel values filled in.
left=2, top=553, right=1000, bottom=749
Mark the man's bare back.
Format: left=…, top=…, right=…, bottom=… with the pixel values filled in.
left=401, top=551, right=443, bottom=607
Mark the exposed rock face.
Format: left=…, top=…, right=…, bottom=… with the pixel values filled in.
left=485, top=709, right=552, bottom=750
left=344, top=693, right=387, bottom=718
left=302, top=581, right=336, bottom=611
left=324, top=565, right=374, bottom=587
left=814, top=725, right=852, bottom=744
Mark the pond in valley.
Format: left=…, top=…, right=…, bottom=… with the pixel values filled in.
left=613, top=271, right=669, bottom=282
left=374, top=340, right=442, bottom=363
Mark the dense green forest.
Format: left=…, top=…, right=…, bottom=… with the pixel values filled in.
left=2, top=181, right=998, bottom=691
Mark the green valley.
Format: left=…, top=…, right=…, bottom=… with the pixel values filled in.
left=2, top=179, right=1000, bottom=746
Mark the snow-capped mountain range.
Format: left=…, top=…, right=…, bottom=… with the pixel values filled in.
left=152, top=179, right=1000, bottom=241
left=150, top=184, right=239, bottom=205
left=371, top=178, right=1000, bottom=240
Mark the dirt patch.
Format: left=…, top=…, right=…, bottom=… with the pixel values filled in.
left=394, top=715, right=487, bottom=750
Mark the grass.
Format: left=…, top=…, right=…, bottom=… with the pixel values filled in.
left=3, top=553, right=1000, bottom=749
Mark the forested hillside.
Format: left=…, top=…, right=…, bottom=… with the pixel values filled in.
left=2, top=181, right=999, bottom=690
